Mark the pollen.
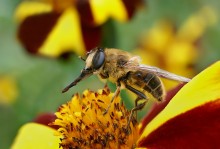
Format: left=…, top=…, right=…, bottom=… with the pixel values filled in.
left=51, top=86, right=139, bottom=149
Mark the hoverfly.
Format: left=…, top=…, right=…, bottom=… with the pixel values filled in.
left=62, top=47, right=191, bottom=130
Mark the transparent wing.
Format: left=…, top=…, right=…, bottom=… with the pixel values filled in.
left=125, top=62, right=191, bottom=82
left=140, top=64, right=191, bottom=82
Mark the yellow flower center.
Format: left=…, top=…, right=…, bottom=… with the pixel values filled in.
left=52, top=87, right=139, bottom=149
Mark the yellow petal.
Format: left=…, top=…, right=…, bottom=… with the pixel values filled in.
left=39, top=8, right=85, bottom=57
left=11, top=123, right=61, bottom=149
left=15, top=1, right=52, bottom=23
left=142, top=21, right=174, bottom=54
left=165, top=41, right=197, bottom=77
left=140, top=61, right=220, bottom=140
left=177, top=6, right=217, bottom=43
left=90, top=0, right=128, bottom=25
left=0, top=76, right=18, bottom=105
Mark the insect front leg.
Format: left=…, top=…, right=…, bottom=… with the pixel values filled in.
left=103, top=84, right=121, bottom=115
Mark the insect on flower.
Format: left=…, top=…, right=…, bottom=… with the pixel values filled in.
left=62, top=47, right=191, bottom=131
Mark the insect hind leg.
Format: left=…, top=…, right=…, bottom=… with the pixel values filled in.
left=127, top=99, right=147, bottom=133
left=125, top=84, right=148, bottom=133
left=135, top=97, right=145, bottom=118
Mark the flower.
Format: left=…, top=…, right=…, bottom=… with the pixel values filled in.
left=11, top=61, right=220, bottom=148
left=15, top=0, right=143, bottom=57
left=135, top=6, right=217, bottom=89
left=51, top=86, right=139, bottom=148
left=12, top=86, right=140, bottom=149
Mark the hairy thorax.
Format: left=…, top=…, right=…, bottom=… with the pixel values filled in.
left=99, top=48, right=138, bottom=84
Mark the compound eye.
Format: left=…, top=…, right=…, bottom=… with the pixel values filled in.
left=92, top=49, right=105, bottom=69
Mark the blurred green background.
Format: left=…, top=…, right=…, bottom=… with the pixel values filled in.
left=1, top=0, right=220, bottom=148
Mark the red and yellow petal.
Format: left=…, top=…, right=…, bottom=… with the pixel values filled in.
left=78, top=0, right=143, bottom=26
left=15, top=1, right=53, bottom=23
left=89, top=0, right=128, bottom=25
left=139, top=84, right=185, bottom=133
left=15, top=2, right=86, bottom=57
left=37, top=8, right=86, bottom=57
left=11, top=123, right=60, bottom=149
left=139, top=61, right=220, bottom=148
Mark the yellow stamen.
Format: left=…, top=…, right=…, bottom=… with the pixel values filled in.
left=51, top=86, right=139, bottom=149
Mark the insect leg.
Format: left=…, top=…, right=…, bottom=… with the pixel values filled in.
left=127, top=99, right=147, bottom=132
left=103, top=85, right=121, bottom=115
left=125, top=84, right=148, bottom=132
left=134, top=97, right=143, bottom=118
left=126, top=84, right=147, bottom=118
left=126, top=84, right=146, bottom=100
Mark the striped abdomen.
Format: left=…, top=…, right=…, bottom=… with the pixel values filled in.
left=126, top=70, right=164, bottom=101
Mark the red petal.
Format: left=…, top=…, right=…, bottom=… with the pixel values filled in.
left=138, top=99, right=220, bottom=148
left=81, top=24, right=102, bottom=52
left=122, top=0, right=144, bottom=18
left=33, top=113, right=58, bottom=129
left=77, top=1, right=95, bottom=26
left=76, top=1, right=102, bottom=51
